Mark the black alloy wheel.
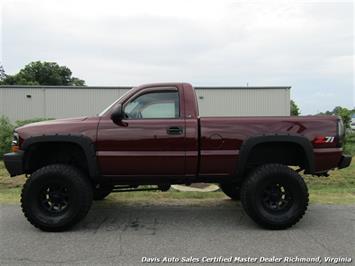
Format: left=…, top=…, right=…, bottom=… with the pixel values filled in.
left=261, top=182, right=293, bottom=212
left=39, top=183, right=70, bottom=214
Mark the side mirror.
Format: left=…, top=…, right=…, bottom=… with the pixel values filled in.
left=110, top=104, right=124, bottom=123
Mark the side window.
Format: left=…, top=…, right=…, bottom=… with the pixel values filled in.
left=124, top=91, right=180, bottom=119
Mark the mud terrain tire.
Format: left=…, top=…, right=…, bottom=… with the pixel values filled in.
left=241, top=164, right=308, bottom=229
left=21, top=164, right=93, bottom=232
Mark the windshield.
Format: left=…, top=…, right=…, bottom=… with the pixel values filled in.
left=98, top=90, right=130, bottom=116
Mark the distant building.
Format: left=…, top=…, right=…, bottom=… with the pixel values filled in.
left=0, top=85, right=291, bottom=122
left=351, top=113, right=355, bottom=131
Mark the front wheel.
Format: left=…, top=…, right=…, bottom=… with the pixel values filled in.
left=21, top=164, right=93, bottom=232
left=240, top=164, right=308, bottom=230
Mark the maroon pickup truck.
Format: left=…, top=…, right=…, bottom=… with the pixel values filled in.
left=4, top=82, right=351, bottom=231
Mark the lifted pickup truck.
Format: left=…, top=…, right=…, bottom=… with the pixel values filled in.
left=4, top=82, right=351, bottom=231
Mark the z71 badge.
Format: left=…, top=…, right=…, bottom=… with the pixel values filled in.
left=314, top=136, right=335, bottom=144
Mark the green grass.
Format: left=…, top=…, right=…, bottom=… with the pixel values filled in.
left=0, top=159, right=354, bottom=204
left=305, top=156, right=355, bottom=204
left=344, top=132, right=355, bottom=156
left=0, top=186, right=227, bottom=205
left=0, top=161, right=227, bottom=204
left=0, top=187, right=21, bottom=204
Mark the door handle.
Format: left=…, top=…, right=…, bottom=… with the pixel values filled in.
left=167, top=126, right=183, bottom=135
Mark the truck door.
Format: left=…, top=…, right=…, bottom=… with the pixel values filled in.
left=97, top=87, right=186, bottom=176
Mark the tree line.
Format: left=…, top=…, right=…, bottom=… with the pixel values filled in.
left=0, top=61, right=85, bottom=86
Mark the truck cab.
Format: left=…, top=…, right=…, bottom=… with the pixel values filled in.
left=97, top=83, right=197, bottom=179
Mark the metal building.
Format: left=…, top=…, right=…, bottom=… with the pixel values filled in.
left=0, top=85, right=290, bottom=122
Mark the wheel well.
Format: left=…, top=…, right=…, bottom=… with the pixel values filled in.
left=24, top=142, right=89, bottom=175
left=245, top=142, right=308, bottom=171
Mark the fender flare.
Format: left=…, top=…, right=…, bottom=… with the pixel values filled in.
left=22, top=134, right=99, bottom=180
left=236, top=135, right=315, bottom=177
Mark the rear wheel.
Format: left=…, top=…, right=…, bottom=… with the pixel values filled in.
left=240, top=164, right=308, bottom=229
left=219, top=183, right=240, bottom=200
left=21, top=164, right=93, bottom=232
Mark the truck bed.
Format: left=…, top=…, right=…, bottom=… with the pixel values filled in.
left=199, top=115, right=341, bottom=176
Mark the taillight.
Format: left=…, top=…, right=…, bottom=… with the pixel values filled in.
left=337, top=118, right=345, bottom=147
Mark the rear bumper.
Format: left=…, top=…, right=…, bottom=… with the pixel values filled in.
left=3, top=151, right=24, bottom=177
left=338, top=154, right=352, bottom=169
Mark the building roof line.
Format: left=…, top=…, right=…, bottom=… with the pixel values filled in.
left=0, top=85, right=291, bottom=90
left=195, top=86, right=291, bottom=90
left=0, top=85, right=133, bottom=89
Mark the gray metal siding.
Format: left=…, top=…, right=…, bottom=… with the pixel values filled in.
left=44, top=88, right=127, bottom=118
left=0, top=86, right=290, bottom=122
left=0, top=87, right=130, bottom=121
left=0, top=88, right=45, bottom=122
left=195, top=88, right=290, bottom=116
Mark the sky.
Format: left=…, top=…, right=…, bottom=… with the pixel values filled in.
left=0, top=0, right=354, bottom=114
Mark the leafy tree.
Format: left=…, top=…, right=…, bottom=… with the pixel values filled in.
left=290, top=100, right=300, bottom=116
left=333, top=106, right=351, bottom=129
left=0, top=61, right=85, bottom=86
left=350, top=108, right=355, bottom=117
left=0, top=64, right=6, bottom=81
left=318, top=106, right=352, bottom=129
left=69, top=77, right=86, bottom=86
left=0, top=116, right=14, bottom=158
left=0, top=116, right=53, bottom=158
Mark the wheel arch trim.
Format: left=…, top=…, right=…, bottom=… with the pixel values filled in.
left=22, top=134, right=99, bottom=180
left=237, top=135, right=315, bottom=177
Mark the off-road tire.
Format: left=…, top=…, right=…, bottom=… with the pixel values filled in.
left=21, top=164, right=93, bottom=232
left=93, top=184, right=113, bottom=200
left=240, top=164, right=308, bottom=230
left=219, top=183, right=241, bottom=200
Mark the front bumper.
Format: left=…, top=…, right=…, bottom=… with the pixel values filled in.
left=3, top=151, right=24, bottom=177
left=338, top=154, right=352, bottom=169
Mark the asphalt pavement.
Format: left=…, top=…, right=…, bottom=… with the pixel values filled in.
left=0, top=201, right=354, bottom=265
